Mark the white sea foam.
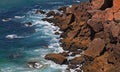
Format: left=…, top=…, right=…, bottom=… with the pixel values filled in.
left=21, top=9, right=66, bottom=72
left=2, top=18, right=12, bottom=22
left=67, top=54, right=81, bottom=60
left=14, top=16, right=25, bottom=19
left=44, top=60, right=68, bottom=71
left=5, top=34, right=27, bottom=39
left=6, top=34, right=18, bottom=39
left=76, top=0, right=80, bottom=3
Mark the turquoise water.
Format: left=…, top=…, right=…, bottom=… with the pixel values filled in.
left=0, top=0, right=88, bottom=72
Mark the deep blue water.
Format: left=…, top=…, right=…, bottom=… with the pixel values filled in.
left=0, top=0, right=88, bottom=72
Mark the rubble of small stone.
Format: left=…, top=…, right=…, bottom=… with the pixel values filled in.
left=43, top=0, right=120, bottom=72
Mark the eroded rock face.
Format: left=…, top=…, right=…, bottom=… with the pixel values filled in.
left=44, top=0, right=120, bottom=72
left=82, top=52, right=114, bottom=72
left=45, top=53, right=67, bottom=64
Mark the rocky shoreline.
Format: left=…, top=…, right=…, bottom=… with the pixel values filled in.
left=41, top=0, right=120, bottom=72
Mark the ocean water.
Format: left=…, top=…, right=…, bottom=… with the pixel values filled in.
left=0, top=0, right=88, bottom=72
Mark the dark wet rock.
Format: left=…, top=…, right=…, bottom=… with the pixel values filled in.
left=46, top=11, right=55, bottom=17
left=54, top=32, right=60, bottom=35
left=45, top=53, right=67, bottom=64
left=35, top=9, right=46, bottom=14
left=58, top=6, right=67, bottom=12
left=25, top=22, right=32, bottom=27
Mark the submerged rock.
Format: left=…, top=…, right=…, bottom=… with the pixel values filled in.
left=9, top=53, right=23, bottom=59
left=27, top=62, right=43, bottom=69
left=25, top=22, right=32, bottom=27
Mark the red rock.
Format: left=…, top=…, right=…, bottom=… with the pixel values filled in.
left=91, top=0, right=104, bottom=10
left=111, top=23, right=120, bottom=38
left=112, top=0, right=120, bottom=12
left=91, top=0, right=113, bottom=10
left=91, top=10, right=106, bottom=21
left=87, top=19, right=103, bottom=32
left=114, top=10, right=120, bottom=22
left=45, top=53, right=67, bottom=64
left=95, top=31, right=105, bottom=39
left=83, top=52, right=114, bottom=72
left=105, top=8, right=113, bottom=21
left=70, top=56, right=85, bottom=65
left=84, top=38, right=105, bottom=58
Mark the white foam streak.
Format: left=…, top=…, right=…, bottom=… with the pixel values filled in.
left=14, top=16, right=25, bottom=19
left=6, top=34, right=28, bottom=39
left=2, top=18, right=12, bottom=22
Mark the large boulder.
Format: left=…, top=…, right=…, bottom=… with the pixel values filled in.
left=84, top=38, right=105, bottom=58
left=45, top=53, right=67, bottom=64
left=87, top=19, right=104, bottom=32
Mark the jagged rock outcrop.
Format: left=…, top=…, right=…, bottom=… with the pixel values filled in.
left=44, top=0, right=120, bottom=72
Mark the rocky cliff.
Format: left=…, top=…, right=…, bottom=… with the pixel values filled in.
left=44, top=0, right=120, bottom=72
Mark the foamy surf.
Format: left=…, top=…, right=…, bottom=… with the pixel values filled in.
left=14, top=16, right=25, bottom=19
left=2, top=18, right=12, bottom=22
left=5, top=34, right=28, bottom=39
